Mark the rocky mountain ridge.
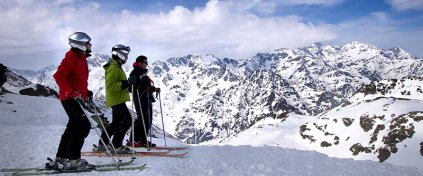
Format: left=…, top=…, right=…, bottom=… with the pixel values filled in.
left=8, top=41, right=423, bottom=144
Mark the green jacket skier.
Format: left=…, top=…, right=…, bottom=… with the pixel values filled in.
left=95, top=44, right=132, bottom=154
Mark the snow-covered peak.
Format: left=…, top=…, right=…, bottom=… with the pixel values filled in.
left=166, top=54, right=221, bottom=68
left=191, top=54, right=220, bottom=66
left=38, top=64, right=58, bottom=73
left=380, top=47, right=418, bottom=60
left=87, top=53, right=110, bottom=68
left=340, top=41, right=380, bottom=60
left=274, top=47, right=290, bottom=53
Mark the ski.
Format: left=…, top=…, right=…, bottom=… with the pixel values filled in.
left=81, top=151, right=188, bottom=158
left=128, top=146, right=189, bottom=151
left=1, top=158, right=134, bottom=173
left=81, top=150, right=170, bottom=156
left=150, top=146, right=189, bottom=151
left=11, top=164, right=146, bottom=176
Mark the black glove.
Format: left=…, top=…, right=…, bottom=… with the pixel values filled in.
left=128, top=75, right=137, bottom=85
left=85, top=98, right=95, bottom=111
left=87, top=90, right=93, bottom=99
left=121, top=80, right=130, bottom=90
left=77, top=98, right=95, bottom=112
left=74, top=94, right=83, bottom=105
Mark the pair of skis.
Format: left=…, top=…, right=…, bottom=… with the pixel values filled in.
left=1, top=158, right=146, bottom=176
left=2, top=146, right=189, bottom=175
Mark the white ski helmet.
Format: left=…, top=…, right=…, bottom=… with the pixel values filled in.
left=112, top=44, right=131, bottom=63
left=68, top=32, right=91, bottom=51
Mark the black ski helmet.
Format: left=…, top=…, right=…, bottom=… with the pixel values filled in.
left=112, top=44, right=131, bottom=63
left=68, top=32, right=91, bottom=51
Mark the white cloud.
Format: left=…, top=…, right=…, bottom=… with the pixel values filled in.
left=1, top=0, right=421, bottom=70
left=0, top=0, right=337, bottom=69
left=386, top=0, right=423, bottom=11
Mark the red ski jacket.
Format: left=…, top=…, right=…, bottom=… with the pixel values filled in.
left=53, top=49, right=89, bottom=101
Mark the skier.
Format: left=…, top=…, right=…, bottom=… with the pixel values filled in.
left=94, top=44, right=133, bottom=154
left=52, top=32, right=94, bottom=170
left=127, top=55, right=161, bottom=148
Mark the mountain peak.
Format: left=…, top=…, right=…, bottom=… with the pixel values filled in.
left=190, top=54, right=220, bottom=66
left=340, top=41, right=380, bottom=60
left=166, top=54, right=221, bottom=68
left=380, top=47, right=418, bottom=60
left=87, top=53, right=110, bottom=67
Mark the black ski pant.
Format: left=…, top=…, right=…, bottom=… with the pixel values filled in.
left=130, top=96, right=152, bottom=144
left=99, top=103, right=131, bottom=148
left=56, top=99, right=91, bottom=160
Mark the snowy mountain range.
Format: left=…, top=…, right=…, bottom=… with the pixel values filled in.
left=2, top=41, right=422, bottom=169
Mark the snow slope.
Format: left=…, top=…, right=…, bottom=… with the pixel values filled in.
left=1, top=93, right=422, bottom=176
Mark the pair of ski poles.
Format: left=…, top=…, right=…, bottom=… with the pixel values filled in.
left=129, top=85, right=167, bottom=151
left=77, top=97, right=123, bottom=167
left=79, top=85, right=167, bottom=162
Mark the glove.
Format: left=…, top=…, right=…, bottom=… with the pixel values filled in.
left=85, top=98, right=95, bottom=111
left=155, top=87, right=161, bottom=98
left=87, top=90, right=93, bottom=99
left=121, top=80, right=130, bottom=90
left=73, top=91, right=83, bottom=104
left=77, top=98, right=95, bottom=113
left=128, top=76, right=137, bottom=85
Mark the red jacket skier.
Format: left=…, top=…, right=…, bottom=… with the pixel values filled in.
left=50, top=32, right=94, bottom=170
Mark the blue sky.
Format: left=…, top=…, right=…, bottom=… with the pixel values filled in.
left=0, top=0, right=422, bottom=70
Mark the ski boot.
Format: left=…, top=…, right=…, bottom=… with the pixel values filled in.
left=45, top=157, right=65, bottom=170
left=63, top=158, right=95, bottom=170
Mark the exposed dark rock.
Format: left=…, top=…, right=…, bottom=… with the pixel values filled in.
left=369, top=124, right=385, bottom=144
left=359, top=115, right=375, bottom=132
left=377, top=147, right=391, bottom=162
left=342, top=117, right=354, bottom=127
left=409, top=111, right=423, bottom=122
left=299, top=124, right=315, bottom=142
left=0, top=63, right=6, bottom=88
left=321, top=141, right=332, bottom=147
left=334, top=136, right=340, bottom=145
left=357, top=82, right=377, bottom=95
left=19, top=84, right=58, bottom=98
left=350, top=143, right=371, bottom=156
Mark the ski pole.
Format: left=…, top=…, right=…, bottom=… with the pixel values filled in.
left=158, top=93, right=167, bottom=146
left=147, top=89, right=152, bottom=146
left=77, top=99, right=121, bottom=167
left=130, top=85, right=135, bottom=157
left=89, top=100, right=122, bottom=161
